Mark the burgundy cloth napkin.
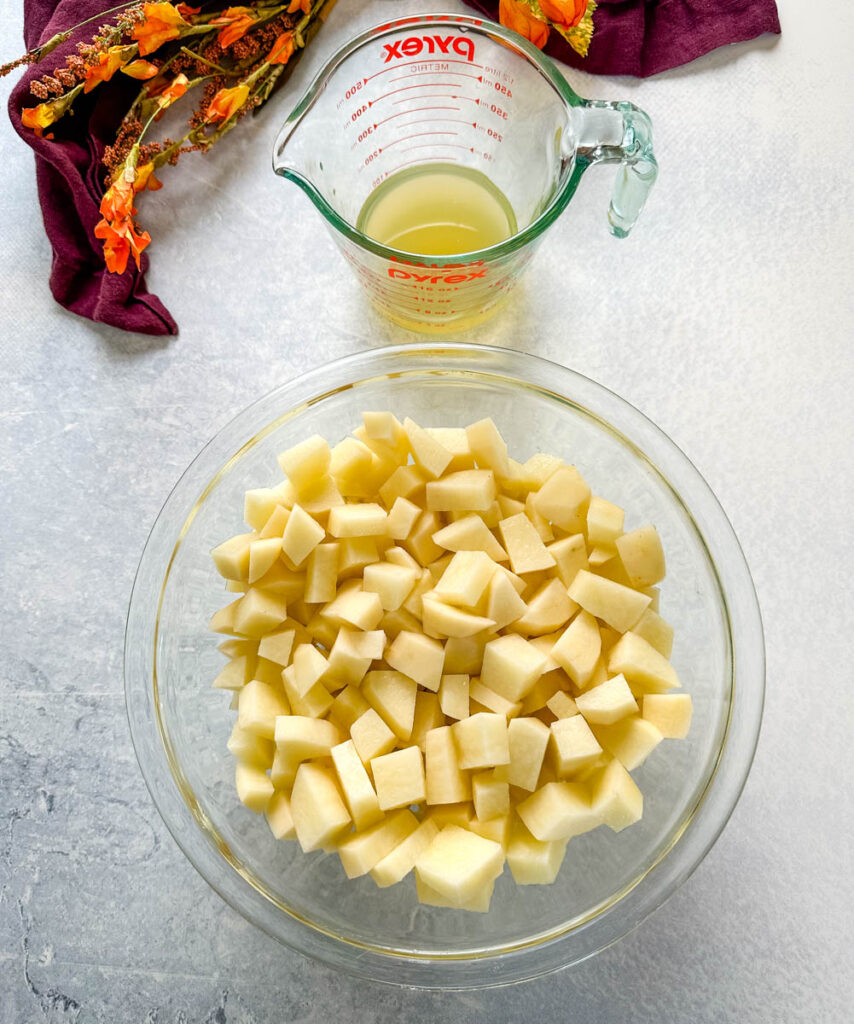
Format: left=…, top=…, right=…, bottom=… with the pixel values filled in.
left=8, top=1, right=178, bottom=336
left=463, top=0, right=781, bottom=78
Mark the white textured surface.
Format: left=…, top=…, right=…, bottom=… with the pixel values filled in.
left=1, top=0, right=853, bottom=1019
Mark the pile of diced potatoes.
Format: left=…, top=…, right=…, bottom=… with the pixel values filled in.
left=209, top=414, right=692, bottom=912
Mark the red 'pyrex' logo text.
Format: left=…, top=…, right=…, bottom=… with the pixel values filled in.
left=382, top=35, right=476, bottom=63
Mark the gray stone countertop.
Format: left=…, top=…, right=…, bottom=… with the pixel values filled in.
left=1, top=0, right=852, bottom=1020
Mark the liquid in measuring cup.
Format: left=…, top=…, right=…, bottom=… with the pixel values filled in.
left=356, top=163, right=517, bottom=256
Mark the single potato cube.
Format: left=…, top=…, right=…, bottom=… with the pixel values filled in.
left=530, top=466, right=591, bottom=533
left=371, top=819, right=440, bottom=888
left=410, top=691, right=446, bottom=751
left=444, top=634, right=488, bottom=675
left=281, top=504, right=325, bottom=568
left=403, top=418, right=454, bottom=479
left=421, top=598, right=495, bottom=639
left=575, top=674, right=638, bottom=725
left=324, top=630, right=371, bottom=687
left=264, top=789, right=296, bottom=840
left=328, top=684, right=370, bottom=733
left=384, top=545, right=420, bottom=571
left=386, top=630, right=445, bottom=691
left=277, top=435, right=331, bottom=493
left=568, top=570, right=651, bottom=633
left=507, top=825, right=568, bottom=885
left=472, top=770, right=510, bottom=821
left=593, top=716, right=663, bottom=770
left=258, top=504, right=290, bottom=541
left=211, top=532, right=253, bottom=581
left=433, top=550, right=496, bottom=607
left=281, top=668, right=333, bottom=720
left=433, top=515, right=508, bottom=562
left=423, top=803, right=474, bottom=831
left=328, top=503, right=388, bottom=538
left=274, top=715, right=340, bottom=760
left=453, top=712, right=510, bottom=770
left=362, top=410, right=405, bottom=447
left=233, top=588, right=288, bottom=637
left=336, top=537, right=379, bottom=578
left=550, top=715, right=602, bottom=777
left=415, top=874, right=496, bottom=913
left=548, top=534, right=589, bottom=588
left=551, top=611, right=602, bottom=688
left=257, top=628, right=295, bottom=668
left=248, top=536, right=285, bottom=584
left=303, top=543, right=339, bottom=603
left=616, top=525, right=666, bottom=587
left=426, top=470, right=496, bottom=513
left=498, top=513, right=556, bottom=575
left=362, top=670, right=417, bottom=741
left=350, top=708, right=397, bottom=764
left=468, top=813, right=511, bottom=847
left=404, top=511, right=446, bottom=567
left=235, top=762, right=274, bottom=814
left=244, top=488, right=279, bottom=531
left=507, top=717, right=550, bottom=791
left=486, top=570, right=528, bottom=630
left=587, top=496, right=625, bottom=550
left=212, top=654, right=251, bottom=691
left=291, top=644, right=328, bottom=698
left=338, top=809, right=419, bottom=879
left=522, top=452, right=563, bottom=487
left=402, top=567, right=434, bottom=620
left=633, top=608, right=675, bottom=659
left=371, top=745, right=426, bottom=810
left=387, top=497, right=421, bottom=540
left=238, top=679, right=288, bottom=739
left=331, top=739, right=384, bottom=830
left=607, top=631, right=681, bottom=693
left=590, top=758, right=643, bottom=832
left=524, top=494, right=554, bottom=542
left=290, top=762, right=351, bottom=852
left=642, top=694, right=693, bottom=738
left=588, top=546, right=614, bottom=568
left=425, top=725, right=471, bottom=805
left=546, top=690, right=578, bottom=720
left=439, top=674, right=470, bottom=721
left=481, top=634, right=547, bottom=702
left=469, top=679, right=521, bottom=719
left=362, top=561, right=419, bottom=611
left=516, top=781, right=600, bottom=841
left=415, top=824, right=504, bottom=905
left=513, top=579, right=576, bottom=637
left=379, top=464, right=427, bottom=508
left=227, top=722, right=274, bottom=768
left=465, top=418, right=510, bottom=477
left=323, top=587, right=384, bottom=631
left=425, top=427, right=475, bottom=471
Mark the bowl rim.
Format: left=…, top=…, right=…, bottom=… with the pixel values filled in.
left=124, top=342, right=764, bottom=989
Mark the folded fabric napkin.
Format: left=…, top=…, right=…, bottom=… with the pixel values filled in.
left=464, top=0, right=781, bottom=77
left=8, top=1, right=178, bottom=336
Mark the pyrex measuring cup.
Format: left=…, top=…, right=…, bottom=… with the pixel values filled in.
left=273, top=14, right=657, bottom=332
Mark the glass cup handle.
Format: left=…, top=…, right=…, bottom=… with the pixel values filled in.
left=575, top=100, right=658, bottom=238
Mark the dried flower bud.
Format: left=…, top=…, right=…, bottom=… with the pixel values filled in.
left=29, top=80, right=50, bottom=99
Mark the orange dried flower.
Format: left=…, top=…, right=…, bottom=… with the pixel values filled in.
left=211, top=7, right=256, bottom=49
left=175, top=3, right=201, bottom=15
left=156, top=72, right=189, bottom=113
left=205, top=83, right=250, bottom=124
left=122, top=59, right=160, bottom=80
left=287, top=0, right=311, bottom=13
left=134, top=162, right=163, bottom=192
left=100, top=174, right=136, bottom=222
left=21, top=102, right=57, bottom=138
left=83, top=46, right=127, bottom=93
left=499, top=0, right=550, bottom=49
left=539, top=0, right=588, bottom=28
left=267, top=31, right=296, bottom=66
left=132, top=3, right=189, bottom=57
left=94, top=218, right=151, bottom=274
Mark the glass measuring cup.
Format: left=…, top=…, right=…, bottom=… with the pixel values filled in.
left=273, top=14, right=657, bottom=333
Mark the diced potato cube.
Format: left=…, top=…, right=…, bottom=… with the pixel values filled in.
left=295, top=476, right=344, bottom=519
left=251, top=563, right=305, bottom=602
left=523, top=452, right=563, bottom=487
left=484, top=569, right=527, bottom=630
left=323, top=587, right=384, bottom=631
left=551, top=610, right=602, bottom=688
left=243, top=488, right=279, bottom=531
left=327, top=503, right=388, bottom=538
left=303, top=542, right=339, bottom=603
left=588, top=546, right=614, bottom=568
left=548, top=534, right=589, bottom=588
left=338, top=809, right=419, bottom=879
left=291, top=644, right=328, bottom=697
left=587, top=497, right=625, bottom=550
left=351, top=709, right=397, bottom=764
left=324, top=629, right=376, bottom=687
left=410, top=691, right=445, bottom=752
left=247, top=537, right=284, bottom=584
left=403, top=418, right=454, bottom=479
left=482, top=634, right=547, bottom=702
left=415, top=824, right=504, bottom=905
left=497, top=494, right=525, bottom=517
left=432, top=550, right=496, bottom=607
left=433, top=515, right=508, bottom=562
left=568, top=570, right=650, bottom=633
left=468, top=813, right=511, bottom=847
left=421, top=598, right=495, bottom=639
left=336, top=536, right=380, bottom=579
left=550, top=715, right=602, bottom=777
left=426, top=470, right=496, bottom=512
left=593, top=716, right=663, bottom=770
left=211, top=532, right=254, bottom=581
left=415, top=874, right=496, bottom=913
left=371, top=745, right=426, bottom=810
left=212, top=654, right=251, bottom=691
left=616, top=525, right=666, bottom=587
left=469, top=679, right=521, bottom=719
left=274, top=715, right=340, bottom=760
left=387, top=497, right=421, bottom=540
left=633, top=608, right=675, bottom=658
left=233, top=588, right=288, bottom=637
left=257, top=628, right=295, bottom=667
left=235, top=762, right=274, bottom=813
left=401, top=567, right=433, bottom=620
left=264, top=790, right=296, bottom=839
left=227, top=722, right=275, bottom=767
left=465, top=418, right=510, bottom=477
left=423, top=803, right=474, bottom=831
left=472, top=770, right=510, bottom=820
left=443, top=635, right=487, bottom=675
left=525, top=494, right=554, bottom=543
left=506, top=717, right=550, bottom=791
left=238, top=679, right=288, bottom=739
left=607, top=631, right=680, bottom=693
left=281, top=504, right=325, bottom=568
left=379, top=464, right=427, bottom=508
left=328, top=684, right=370, bottom=733
left=362, top=670, right=417, bottom=741
left=371, top=819, right=440, bottom=888
left=498, top=513, right=556, bottom=574
left=507, top=825, right=567, bottom=885
left=330, top=740, right=383, bottom=831
left=546, top=690, right=578, bottom=720
left=386, top=630, right=445, bottom=691
left=590, top=758, right=643, bottom=832
left=277, top=435, right=331, bottom=492
left=281, top=668, right=333, bottom=720
left=425, top=725, right=471, bottom=805
left=575, top=674, right=638, bottom=725
left=290, top=762, right=351, bottom=852
left=439, top=674, right=470, bottom=721
left=403, top=511, right=445, bottom=567
left=530, top=466, right=591, bottom=533
left=384, top=545, right=420, bottom=571
left=362, top=410, right=405, bottom=447
left=513, top=579, right=576, bottom=636
left=453, top=712, right=510, bottom=770
left=258, top=504, right=290, bottom=540
left=362, top=561, right=418, bottom=611
left=517, top=781, right=600, bottom=841
left=424, top=427, right=475, bottom=471
left=642, top=694, right=693, bottom=738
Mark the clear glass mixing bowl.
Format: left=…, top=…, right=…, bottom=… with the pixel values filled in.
left=124, top=344, right=764, bottom=989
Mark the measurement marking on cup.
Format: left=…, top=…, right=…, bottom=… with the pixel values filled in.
left=362, top=58, right=484, bottom=82
left=392, top=94, right=479, bottom=106
left=390, top=71, right=483, bottom=83
left=383, top=130, right=459, bottom=151
left=395, top=118, right=473, bottom=129
left=372, top=83, right=462, bottom=104
left=401, top=143, right=471, bottom=153
left=373, top=105, right=460, bottom=127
